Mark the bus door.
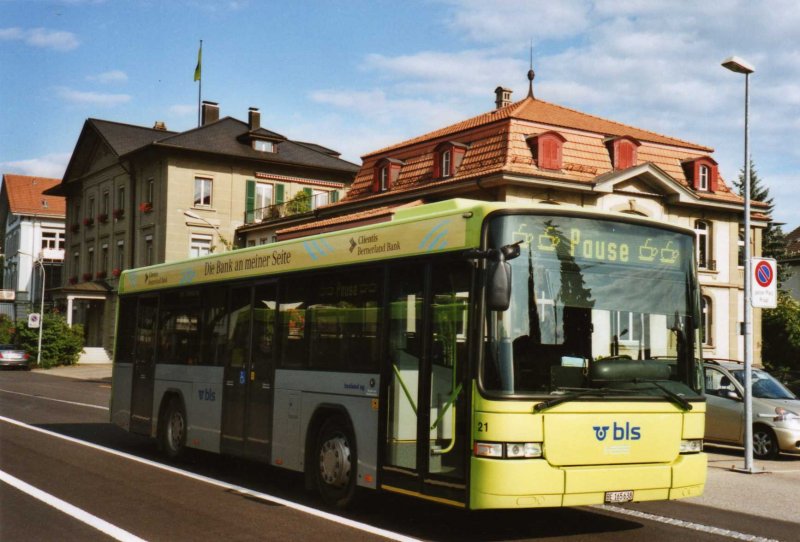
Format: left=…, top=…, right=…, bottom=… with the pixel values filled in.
left=130, top=295, right=158, bottom=436
left=221, top=282, right=277, bottom=460
left=382, top=260, right=470, bottom=505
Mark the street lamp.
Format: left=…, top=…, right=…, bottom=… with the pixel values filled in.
left=722, top=55, right=755, bottom=473
left=34, top=259, right=45, bottom=368
left=182, top=210, right=232, bottom=252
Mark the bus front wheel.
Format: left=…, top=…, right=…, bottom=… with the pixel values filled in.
left=314, top=416, right=357, bottom=508
left=159, top=397, right=187, bottom=459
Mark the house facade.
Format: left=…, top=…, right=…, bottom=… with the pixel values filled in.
left=784, top=226, right=800, bottom=301
left=267, top=85, right=767, bottom=363
left=46, top=102, right=358, bottom=356
left=0, top=174, right=65, bottom=320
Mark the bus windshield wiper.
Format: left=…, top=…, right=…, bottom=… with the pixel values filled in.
left=534, top=388, right=638, bottom=412
left=639, top=380, right=693, bottom=411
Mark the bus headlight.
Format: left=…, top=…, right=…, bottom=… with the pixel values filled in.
left=507, top=442, right=543, bottom=458
left=474, top=442, right=542, bottom=458
left=679, top=439, right=703, bottom=454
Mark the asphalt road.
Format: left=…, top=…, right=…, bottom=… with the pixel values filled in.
left=1, top=369, right=797, bottom=542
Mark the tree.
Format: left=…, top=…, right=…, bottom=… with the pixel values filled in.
left=761, top=292, right=800, bottom=372
left=13, top=314, right=85, bottom=368
left=736, top=159, right=791, bottom=286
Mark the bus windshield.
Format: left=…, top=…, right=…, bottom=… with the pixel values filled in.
left=482, top=213, right=703, bottom=399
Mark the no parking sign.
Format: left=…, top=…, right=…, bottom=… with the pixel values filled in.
left=751, top=258, right=777, bottom=308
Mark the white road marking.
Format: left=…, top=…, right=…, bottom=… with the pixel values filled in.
left=0, top=388, right=108, bottom=410
left=599, top=505, right=780, bottom=542
left=0, top=469, right=146, bottom=542
left=0, top=415, right=420, bottom=542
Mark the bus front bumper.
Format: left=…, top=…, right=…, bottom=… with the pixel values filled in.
left=469, top=452, right=706, bottom=510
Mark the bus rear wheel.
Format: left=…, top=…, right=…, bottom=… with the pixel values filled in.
left=314, top=416, right=357, bottom=508
left=159, top=398, right=187, bottom=459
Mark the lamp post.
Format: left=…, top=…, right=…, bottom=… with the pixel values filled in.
left=34, top=258, right=45, bottom=368
left=183, top=210, right=232, bottom=252
left=722, top=55, right=755, bottom=473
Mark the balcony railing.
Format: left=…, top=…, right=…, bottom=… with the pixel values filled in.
left=245, top=190, right=336, bottom=225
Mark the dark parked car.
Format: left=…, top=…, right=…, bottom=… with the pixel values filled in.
left=0, top=344, right=31, bottom=369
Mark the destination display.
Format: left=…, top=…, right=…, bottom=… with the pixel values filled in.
left=507, top=217, right=689, bottom=268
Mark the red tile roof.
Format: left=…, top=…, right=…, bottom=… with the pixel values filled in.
left=2, top=174, right=66, bottom=217
left=364, top=96, right=711, bottom=158
left=343, top=95, right=744, bottom=208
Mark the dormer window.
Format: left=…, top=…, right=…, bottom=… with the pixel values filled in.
left=253, top=140, right=275, bottom=153
left=605, top=136, right=641, bottom=170
left=682, top=156, right=719, bottom=192
left=698, top=165, right=709, bottom=191
left=379, top=166, right=389, bottom=191
left=433, top=141, right=468, bottom=178
left=527, top=131, right=566, bottom=170
left=372, top=158, right=404, bottom=193
left=441, top=150, right=452, bottom=178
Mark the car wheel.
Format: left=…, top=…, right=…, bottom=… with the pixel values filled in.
left=159, top=398, right=187, bottom=459
left=314, top=416, right=357, bottom=508
left=752, top=425, right=779, bottom=460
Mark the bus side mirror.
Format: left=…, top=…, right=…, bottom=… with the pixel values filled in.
left=487, top=260, right=512, bottom=311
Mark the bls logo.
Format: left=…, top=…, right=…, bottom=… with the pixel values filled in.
left=198, top=388, right=216, bottom=401
left=593, top=422, right=641, bottom=441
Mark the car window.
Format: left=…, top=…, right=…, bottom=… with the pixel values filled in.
left=731, top=369, right=796, bottom=400
left=704, top=367, right=738, bottom=398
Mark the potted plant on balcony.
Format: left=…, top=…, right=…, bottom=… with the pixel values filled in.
left=95, top=270, right=107, bottom=280
left=68, top=276, right=78, bottom=285
left=111, top=268, right=122, bottom=278
left=139, top=202, right=153, bottom=213
left=82, top=272, right=93, bottom=282
left=82, top=216, right=94, bottom=227
left=97, top=213, right=109, bottom=224
left=113, top=208, right=125, bottom=220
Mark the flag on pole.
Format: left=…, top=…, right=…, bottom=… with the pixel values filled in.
left=194, top=42, right=202, bottom=82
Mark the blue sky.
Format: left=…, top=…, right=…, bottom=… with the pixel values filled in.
left=1, top=0, right=798, bottom=231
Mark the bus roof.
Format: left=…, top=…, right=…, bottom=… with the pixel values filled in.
left=118, top=198, right=694, bottom=295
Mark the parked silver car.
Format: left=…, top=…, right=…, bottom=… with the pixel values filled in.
left=0, top=344, right=31, bottom=369
left=703, top=359, right=800, bottom=459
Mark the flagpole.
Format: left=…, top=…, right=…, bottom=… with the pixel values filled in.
left=196, top=40, right=203, bottom=127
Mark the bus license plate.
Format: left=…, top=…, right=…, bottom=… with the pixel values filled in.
left=605, top=490, right=634, bottom=503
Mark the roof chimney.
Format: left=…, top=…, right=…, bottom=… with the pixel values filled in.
left=248, top=107, right=260, bottom=131
left=153, top=121, right=167, bottom=131
left=201, top=101, right=219, bottom=125
left=495, top=86, right=512, bottom=109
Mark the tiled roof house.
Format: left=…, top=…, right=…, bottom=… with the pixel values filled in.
left=0, top=174, right=66, bottom=317
left=281, top=83, right=769, bottom=364
left=44, top=101, right=358, bottom=357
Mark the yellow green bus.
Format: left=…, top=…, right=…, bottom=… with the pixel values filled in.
left=110, top=198, right=706, bottom=509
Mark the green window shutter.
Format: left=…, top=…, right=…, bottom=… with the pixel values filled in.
left=303, top=187, right=312, bottom=197
left=275, top=183, right=285, bottom=204
left=331, top=190, right=339, bottom=203
left=245, top=180, right=255, bottom=223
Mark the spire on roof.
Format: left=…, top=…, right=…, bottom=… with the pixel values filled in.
left=527, top=41, right=535, bottom=99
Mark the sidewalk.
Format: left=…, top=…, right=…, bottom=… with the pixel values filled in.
left=32, top=363, right=113, bottom=382
left=687, top=446, right=800, bottom=523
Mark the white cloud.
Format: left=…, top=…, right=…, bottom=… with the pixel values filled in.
left=87, top=70, right=128, bottom=84
left=443, top=0, right=592, bottom=45
left=1, top=153, right=71, bottom=179
left=363, top=50, right=523, bottom=97
left=0, top=27, right=79, bottom=51
left=57, top=87, right=131, bottom=107
left=310, top=89, right=464, bottom=133
left=169, top=104, right=196, bottom=116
